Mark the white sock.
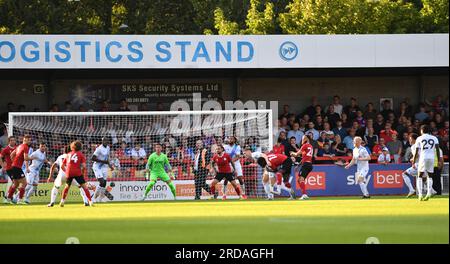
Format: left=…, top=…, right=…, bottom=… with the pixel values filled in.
left=271, top=184, right=281, bottom=195
left=359, top=182, right=369, bottom=196
left=50, top=187, right=59, bottom=204
left=402, top=173, right=415, bottom=193
left=79, top=187, right=88, bottom=203
left=93, top=186, right=103, bottom=200
left=417, top=177, right=423, bottom=196
left=222, top=183, right=227, bottom=196
left=426, top=178, right=433, bottom=196
left=25, top=185, right=36, bottom=200
left=3, top=178, right=12, bottom=200
left=263, top=182, right=271, bottom=197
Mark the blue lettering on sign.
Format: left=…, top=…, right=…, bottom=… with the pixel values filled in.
left=105, top=41, right=122, bottom=62
left=95, top=41, right=101, bottom=62
left=156, top=41, right=171, bottom=62
left=0, top=41, right=15, bottom=62
left=237, top=41, right=253, bottom=62
left=44, top=41, right=50, bottom=62
left=54, top=41, right=71, bottom=62
left=127, top=41, right=143, bottom=62
left=175, top=41, right=191, bottom=62
left=75, top=41, right=91, bottom=62
left=192, top=41, right=211, bottom=62
left=216, top=41, right=231, bottom=62
left=21, top=41, right=39, bottom=62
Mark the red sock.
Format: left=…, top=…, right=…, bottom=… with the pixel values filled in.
left=7, top=185, right=17, bottom=199
left=299, top=181, right=306, bottom=195
left=18, top=187, right=26, bottom=199
left=62, top=186, right=69, bottom=200
left=210, top=185, right=215, bottom=195
left=234, top=185, right=241, bottom=196
left=276, top=173, right=282, bottom=185
left=285, top=182, right=291, bottom=189
left=82, top=186, right=91, bottom=202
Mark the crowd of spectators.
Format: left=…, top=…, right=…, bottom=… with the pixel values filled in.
left=275, top=95, right=449, bottom=164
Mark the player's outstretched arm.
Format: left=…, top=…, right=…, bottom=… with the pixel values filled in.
left=47, top=162, right=57, bottom=183
left=92, top=155, right=109, bottom=165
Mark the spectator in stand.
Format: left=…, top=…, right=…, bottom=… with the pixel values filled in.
left=350, top=121, right=364, bottom=138
left=378, top=147, right=391, bottom=165
left=341, top=112, right=352, bottom=129
left=343, top=97, right=361, bottom=121
left=331, top=95, right=343, bottom=116
left=278, top=131, right=289, bottom=146
left=435, top=112, right=445, bottom=129
left=343, top=129, right=357, bottom=151
left=99, top=100, right=110, bottom=111
left=273, top=137, right=286, bottom=155
left=118, top=99, right=131, bottom=111
left=401, top=132, right=411, bottom=155
left=325, top=104, right=340, bottom=128
left=0, top=102, right=15, bottom=123
left=305, top=121, right=320, bottom=141
left=322, top=122, right=334, bottom=141
left=332, top=119, right=347, bottom=140
left=364, top=118, right=374, bottom=136
left=373, top=113, right=385, bottom=135
left=286, top=137, right=300, bottom=156
left=396, top=116, right=408, bottom=136
left=355, top=110, right=366, bottom=128
left=414, top=103, right=429, bottom=122
left=431, top=94, right=447, bottom=115
left=287, top=122, right=304, bottom=144
left=302, top=114, right=311, bottom=125
left=372, top=137, right=387, bottom=156
left=379, top=122, right=397, bottom=144
left=63, top=101, right=73, bottom=112
left=109, top=151, right=121, bottom=178
left=439, top=120, right=449, bottom=143
left=363, top=102, right=378, bottom=121
left=279, top=104, right=291, bottom=119
left=287, top=114, right=297, bottom=129
left=279, top=116, right=290, bottom=131
left=49, top=104, right=59, bottom=112
left=314, top=105, right=324, bottom=118
left=398, top=101, right=413, bottom=120
left=123, top=123, right=135, bottom=144
left=246, top=137, right=261, bottom=153
left=386, top=133, right=402, bottom=163
left=332, top=135, right=347, bottom=157
left=380, top=99, right=395, bottom=120
left=317, top=142, right=335, bottom=162
left=304, top=96, right=320, bottom=118
left=364, top=127, right=378, bottom=150
left=314, top=115, right=324, bottom=131
left=317, top=131, right=330, bottom=149
left=131, top=143, right=147, bottom=160
left=387, top=112, right=397, bottom=128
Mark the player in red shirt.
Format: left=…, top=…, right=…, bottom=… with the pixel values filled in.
left=209, top=145, right=247, bottom=200
left=292, top=135, right=314, bottom=200
left=59, top=140, right=92, bottom=207
left=1, top=136, right=17, bottom=203
left=256, top=152, right=296, bottom=199
left=7, top=135, right=32, bottom=204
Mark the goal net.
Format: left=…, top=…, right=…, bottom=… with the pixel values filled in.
left=2, top=110, right=273, bottom=203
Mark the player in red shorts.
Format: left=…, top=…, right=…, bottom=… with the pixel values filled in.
left=209, top=145, right=247, bottom=200
left=7, top=135, right=33, bottom=204
left=257, top=152, right=296, bottom=200
left=59, top=140, right=92, bottom=207
left=291, top=135, right=314, bottom=200
left=1, top=136, right=17, bottom=203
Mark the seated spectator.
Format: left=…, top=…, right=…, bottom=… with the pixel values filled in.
left=304, top=96, right=320, bottom=118
left=372, top=138, right=387, bottom=156
left=118, top=99, right=131, bottom=111
left=341, top=112, right=352, bottom=129
left=351, top=121, right=364, bottom=138
left=332, top=135, right=347, bottom=157
left=110, top=151, right=122, bottom=178
left=287, top=122, right=304, bottom=145
left=414, top=103, right=429, bottom=122
left=332, top=119, right=347, bottom=140
left=317, top=142, right=335, bottom=160
left=364, top=127, right=378, bottom=150
left=387, top=112, right=397, bottom=128
left=273, top=137, right=286, bottom=155
left=314, top=115, right=324, bottom=131
left=386, top=133, right=402, bottom=163
left=398, top=101, right=412, bottom=120
left=123, top=123, right=135, bottom=144
left=131, top=144, right=147, bottom=160
left=279, top=116, right=290, bottom=131
left=355, top=110, right=366, bottom=128
left=343, top=97, right=361, bottom=121
left=314, top=105, right=324, bottom=118
left=435, top=112, right=445, bottom=129
left=246, top=137, right=261, bottom=153
left=438, top=121, right=449, bottom=143
left=325, top=104, right=340, bottom=128
left=331, top=95, right=343, bottom=116
left=364, top=118, right=374, bottom=136
left=401, top=132, right=411, bottom=153
left=287, top=114, right=297, bottom=129
left=364, top=102, right=377, bottom=121
left=279, top=104, right=291, bottom=119
left=322, top=122, right=334, bottom=141
left=278, top=131, right=289, bottom=146
left=317, top=131, right=330, bottom=149
left=379, top=122, right=397, bottom=144
left=305, top=122, right=320, bottom=141
left=380, top=99, right=395, bottom=120
left=373, top=114, right=385, bottom=135
left=396, top=116, right=408, bottom=136
left=343, top=129, right=356, bottom=150
left=286, top=137, right=300, bottom=156
left=431, top=94, right=447, bottom=115
left=378, top=147, right=391, bottom=165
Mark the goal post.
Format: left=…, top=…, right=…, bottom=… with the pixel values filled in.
left=6, top=109, right=273, bottom=203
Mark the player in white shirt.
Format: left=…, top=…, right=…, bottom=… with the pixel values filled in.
left=223, top=136, right=245, bottom=198
left=47, top=146, right=88, bottom=207
left=345, top=137, right=371, bottom=198
left=243, top=147, right=275, bottom=200
left=92, top=137, right=114, bottom=202
left=413, top=125, right=440, bottom=201
left=23, top=143, right=50, bottom=204
left=402, top=133, right=419, bottom=198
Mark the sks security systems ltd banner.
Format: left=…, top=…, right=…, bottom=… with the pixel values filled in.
left=0, top=34, right=448, bottom=69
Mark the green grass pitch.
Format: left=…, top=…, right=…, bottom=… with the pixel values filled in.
left=0, top=196, right=448, bottom=244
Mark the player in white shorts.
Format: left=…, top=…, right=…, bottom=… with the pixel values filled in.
left=402, top=133, right=419, bottom=198
left=47, top=146, right=88, bottom=207
left=24, top=143, right=51, bottom=204
left=413, top=125, right=440, bottom=201
left=92, top=137, right=114, bottom=202
left=223, top=136, right=245, bottom=198
left=345, top=137, right=371, bottom=199
left=243, top=147, right=276, bottom=200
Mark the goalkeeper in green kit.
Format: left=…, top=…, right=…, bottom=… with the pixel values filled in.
left=141, top=143, right=177, bottom=201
